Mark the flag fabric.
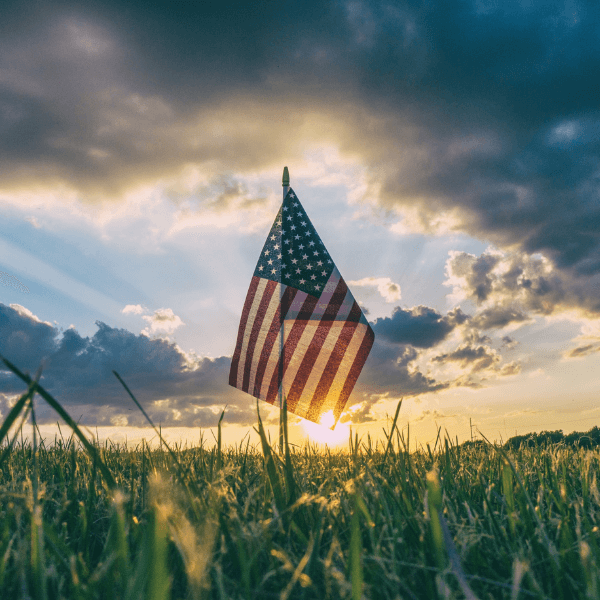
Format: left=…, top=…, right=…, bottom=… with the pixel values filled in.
left=229, top=188, right=374, bottom=426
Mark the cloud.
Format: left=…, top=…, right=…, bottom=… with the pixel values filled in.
left=413, top=409, right=458, bottom=423
left=348, top=276, right=401, bottom=302
left=142, top=308, right=185, bottom=336
left=445, top=249, right=600, bottom=321
left=0, top=302, right=251, bottom=427
left=122, top=304, right=145, bottom=315
left=0, top=0, right=598, bottom=333
left=433, top=343, right=500, bottom=373
left=371, top=305, right=468, bottom=348
left=565, top=344, right=600, bottom=359
left=0, top=303, right=57, bottom=368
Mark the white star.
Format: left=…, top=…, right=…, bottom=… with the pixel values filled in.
left=274, top=244, right=279, bottom=250
left=328, top=259, right=332, bottom=264
left=301, top=221, right=307, bottom=226
left=287, top=216, right=292, bottom=220
left=291, top=258, right=298, bottom=264
left=299, top=278, right=306, bottom=284
left=264, top=250, right=270, bottom=256
left=317, top=261, right=323, bottom=266
left=276, top=220, right=282, bottom=226
left=303, top=254, right=308, bottom=260
left=314, top=284, right=321, bottom=291
left=313, top=251, right=319, bottom=256
left=271, top=268, right=277, bottom=274
left=299, top=244, right=304, bottom=250
left=277, top=254, right=282, bottom=259
left=282, top=206, right=288, bottom=211
left=284, top=239, right=290, bottom=244
left=311, top=274, right=316, bottom=280
left=290, top=225, right=296, bottom=231
left=293, top=201, right=298, bottom=206
left=309, top=241, right=315, bottom=246
left=305, top=231, right=311, bottom=236
left=290, top=192, right=296, bottom=198
left=268, top=259, right=273, bottom=265
left=321, top=271, right=327, bottom=276
left=295, top=235, right=300, bottom=240
left=258, top=265, right=264, bottom=271
left=306, top=263, right=311, bottom=269
left=296, top=268, right=301, bottom=274
left=288, top=249, right=293, bottom=254
left=270, top=235, right=276, bottom=241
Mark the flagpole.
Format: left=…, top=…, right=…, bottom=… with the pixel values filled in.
left=279, top=167, right=289, bottom=452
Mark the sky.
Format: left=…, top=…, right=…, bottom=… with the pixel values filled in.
left=1, top=0, right=600, bottom=449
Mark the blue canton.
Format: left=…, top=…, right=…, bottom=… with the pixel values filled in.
left=253, top=188, right=334, bottom=296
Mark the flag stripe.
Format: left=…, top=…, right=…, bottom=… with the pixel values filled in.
left=315, top=322, right=368, bottom=419
left=264, top=293, right=320, bottom=404
left=305, top=302, right=364, bottom=422
left=333, top=324, right=375, bottom=421
left=285, top=277, right=348, bottom=412
left=251, top=286, right=298, bottom=397
left=241, top=280, right=279, bottom=393
left=294, top=322, right=346, bottom=419
left=229, top=276, right=260, bottom=386
left=244, top=280, right=282, bottom=394
left=236, top=278, right=269, bottom=389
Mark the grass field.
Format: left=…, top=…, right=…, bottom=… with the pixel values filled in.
left=1, top=357, right=600, bottom=599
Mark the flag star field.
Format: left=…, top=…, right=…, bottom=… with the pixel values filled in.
left=254, top=190, right=333, bottom=294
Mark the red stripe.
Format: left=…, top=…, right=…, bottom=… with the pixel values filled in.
left=241, top=280, right=278, bottom=393
left=265, top=293, right=319, bottom=404
left=252, top=287, right=298, bottom=397
left=332, top=324, right=375, bottom=423
left=285, top=278, right=348, bottom=411
left=229, top=276, right=260, bottom=387
left=321, top=278, right=348, bottom=321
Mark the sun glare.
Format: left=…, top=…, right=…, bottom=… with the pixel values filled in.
left=300, top=410, right=350, bottom=447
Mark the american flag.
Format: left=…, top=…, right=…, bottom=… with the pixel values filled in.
left=229, top=187, right=374, bottom=426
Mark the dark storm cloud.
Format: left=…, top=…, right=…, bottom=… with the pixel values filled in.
left=432, top=344, right=499, bottom=373
left=372, top=305, right=467, bottom=348
left=0, top=304, right=57, bottom=367
left=2, top=0, right=600, bottom=290
left=0, top=303, right=251, bottom=426
left=446, top=249, right=600, bottom=317
left=565, top=344, right=600, bottom=359
left=357, top=341, right=447, bottom=396
left=1, top=301, right=524, bottom=425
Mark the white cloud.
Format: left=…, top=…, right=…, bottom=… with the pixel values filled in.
left=9, top=304, right=51, bottom=326
left=348, top=276, right=401, bottom=302
left=142, top=308, right=185, bottom=336
left=122, top=304, right=146, bottom=315
left=25, top=216, right=41, bottom=228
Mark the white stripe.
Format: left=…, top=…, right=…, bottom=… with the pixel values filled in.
left=294, top=322, right=347, bottom=419
left=317, top=322, right=369, bottom=417
left=236, top=278, right=268, bottom=389
left=247, top=282, right=282, bottom=395
left=258, top=321, right=293, bottom=401
left=279, top=321, right=320, bottom=401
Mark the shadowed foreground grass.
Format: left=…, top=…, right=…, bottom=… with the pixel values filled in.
left=1, top=357, right=599, bottom=599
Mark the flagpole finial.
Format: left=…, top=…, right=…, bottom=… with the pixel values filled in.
left=282, top=166, right=290, bottom=187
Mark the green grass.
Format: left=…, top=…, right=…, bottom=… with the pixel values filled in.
left=1, top=356, right=600, bottom=599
